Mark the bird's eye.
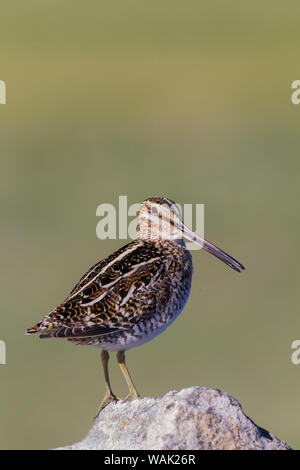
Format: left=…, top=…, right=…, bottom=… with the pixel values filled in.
left=151, top=207, right=158, bottom=215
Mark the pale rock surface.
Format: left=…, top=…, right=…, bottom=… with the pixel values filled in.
left=58, top=387, right=290, bottom=450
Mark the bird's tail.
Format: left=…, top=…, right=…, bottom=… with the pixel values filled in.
left=26, top=323, right=42, bottom=335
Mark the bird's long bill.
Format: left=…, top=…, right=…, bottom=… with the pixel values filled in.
left=181, top=223, right=245, bottom=273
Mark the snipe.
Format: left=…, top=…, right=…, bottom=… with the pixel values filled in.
left=27, top=197, right=244, bottom=417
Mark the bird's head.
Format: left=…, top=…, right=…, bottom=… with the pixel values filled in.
left=136, top=196, right=245, bottom=273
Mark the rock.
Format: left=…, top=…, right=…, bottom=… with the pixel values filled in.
left=58, top=387, right=291, bottom=450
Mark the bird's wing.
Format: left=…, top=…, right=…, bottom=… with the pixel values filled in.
left=28, top=240, right=169, bottom=339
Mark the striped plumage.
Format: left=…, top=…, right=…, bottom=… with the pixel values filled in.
left=27, top=239, right=193, bottom=350
left=27, top=196, right=244, bottom=417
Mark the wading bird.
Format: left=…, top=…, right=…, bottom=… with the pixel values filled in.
left=27, top=197, right=244, bottom=417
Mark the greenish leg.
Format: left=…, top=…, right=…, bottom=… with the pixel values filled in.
left=94, top=350, right=119, bottom=419
left=116, top=350, right=140, bottom=401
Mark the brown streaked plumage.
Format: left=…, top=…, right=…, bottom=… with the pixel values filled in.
left=27, top=196, right=245, bottom=417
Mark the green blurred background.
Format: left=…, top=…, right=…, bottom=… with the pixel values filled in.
left=1, top=0, right=300, bottom=449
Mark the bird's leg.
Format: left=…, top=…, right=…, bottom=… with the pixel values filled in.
left=94, top=350, right=119, bottom=418
left=116, top=350, right=140, bottom=401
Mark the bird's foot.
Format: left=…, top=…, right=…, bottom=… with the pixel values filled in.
left=94, top=392, right=120, bottom=419
left=123, top=391, right=141, bottom=402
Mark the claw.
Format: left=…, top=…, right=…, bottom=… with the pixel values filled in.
left=122, top=391, right=140, bottom=402
left=94, top=392, right=119, bottom=419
